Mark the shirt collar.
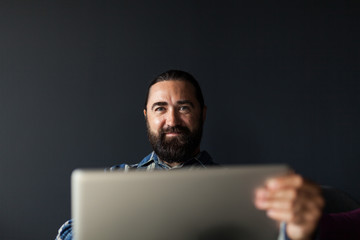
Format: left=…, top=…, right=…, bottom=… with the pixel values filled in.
left=137, top=151, right=205, bottom=169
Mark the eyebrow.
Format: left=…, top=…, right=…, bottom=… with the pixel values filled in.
left=151, top=102, right=167, bottom=110
left=150, top=100, right=194, bottom=110
left=177, top=100, right=194, bottom=108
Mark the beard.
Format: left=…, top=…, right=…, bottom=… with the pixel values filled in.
left=146, top=120, right=203, bottom=164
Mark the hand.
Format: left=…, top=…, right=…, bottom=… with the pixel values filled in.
left=254, top=173, right=324, bottom=240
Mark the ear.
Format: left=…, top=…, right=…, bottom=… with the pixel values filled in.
left=143, top=109, right=147, bottom=119
left=202, top=105, right=207, bottom=124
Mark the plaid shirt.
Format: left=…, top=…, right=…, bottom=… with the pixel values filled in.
left=55, top=150, right=291, bottom=240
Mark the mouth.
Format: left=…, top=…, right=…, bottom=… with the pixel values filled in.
left=165, top=132, right=182, bottom=137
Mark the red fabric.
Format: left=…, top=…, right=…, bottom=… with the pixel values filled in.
left=319, top=208, right=360, bottom=240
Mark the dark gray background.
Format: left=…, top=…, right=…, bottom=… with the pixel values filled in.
left=0, top=1, right=359, bottom=239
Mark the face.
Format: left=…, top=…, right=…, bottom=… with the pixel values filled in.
left=144, top=80, right=206, bottom=164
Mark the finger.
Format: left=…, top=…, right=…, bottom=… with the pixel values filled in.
left=255, top=192, right=300, bottom=212
left=266, top=185, right=323, bottom=207
left=254, top=196, right=270, bottom=210
left=254, top=187, right=269, bottom=199
left=271, top=188, right=323, bottom=214
left=267, top=193, right=323, bottom=224
left=266, top=176, right=322, bottom=202
left=262, top=188, right=298, bottom=201
left=255, top=189, right=299, bottom=210
left=265, top=174, right=303, bottom=190
left=266, top=201, right=309, bottom=224
left=264, top=199, right=296, bottom=210
left=266, top=208, right=298, bottom=222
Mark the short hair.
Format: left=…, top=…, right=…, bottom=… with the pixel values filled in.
left=144, top=70, right=205, bottom=111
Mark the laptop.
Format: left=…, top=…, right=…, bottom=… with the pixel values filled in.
left=72, top=165, right=289, bottom=240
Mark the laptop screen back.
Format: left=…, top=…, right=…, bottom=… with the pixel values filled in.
left=72, top=165, right=288, bottom=240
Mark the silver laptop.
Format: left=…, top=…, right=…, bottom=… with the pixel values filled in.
left=72, top=165, right=289, bottom=240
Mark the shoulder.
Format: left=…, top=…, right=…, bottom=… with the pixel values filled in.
left=198, top=151, right=218, bottom=166
left=55, top=220, right=73, bottom=240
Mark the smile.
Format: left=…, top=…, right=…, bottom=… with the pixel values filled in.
left=165, top=132, right=181, bottom=137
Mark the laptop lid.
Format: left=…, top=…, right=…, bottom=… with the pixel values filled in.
left=72, top=165, right=289, bottom=240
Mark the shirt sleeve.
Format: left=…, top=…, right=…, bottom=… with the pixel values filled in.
left=55, top=219, right=73, bottom=240
left=279, top=222, right=321, bottom=240
left=277, top=222, right=290, bottom=240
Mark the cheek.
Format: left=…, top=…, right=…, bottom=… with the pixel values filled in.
left=184, top=116, right=200, bottom=130
left=148, top=116, right=165, bottom=131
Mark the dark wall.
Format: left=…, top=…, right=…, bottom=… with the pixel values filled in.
left=0, top=1, right=359, bottom=239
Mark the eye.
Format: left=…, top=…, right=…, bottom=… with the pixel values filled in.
left=154, top=106, right=166, bottom=112
left=179, top=105, right=190, bottom=112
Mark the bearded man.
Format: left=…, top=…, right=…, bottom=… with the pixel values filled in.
left=56, top=70, right=324, bottom=240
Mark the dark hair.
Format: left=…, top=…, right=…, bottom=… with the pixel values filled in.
left=144, top=70, right=205, bottom=110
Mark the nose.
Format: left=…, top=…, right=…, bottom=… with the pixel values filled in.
left=166, top=109, right=180, bottom=127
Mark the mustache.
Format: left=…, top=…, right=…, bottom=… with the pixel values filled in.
left=161, top=125, right=190, bottom=134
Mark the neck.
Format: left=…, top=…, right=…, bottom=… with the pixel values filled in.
left=164, top=161, right=183, bottom=168
left=162, top=148, right=201, bottom=168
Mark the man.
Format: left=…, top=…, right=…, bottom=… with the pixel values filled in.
left=56, top=70, right=324, bottom=240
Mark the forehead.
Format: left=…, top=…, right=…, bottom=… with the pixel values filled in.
left=147, top=80, right=197, bottom=104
